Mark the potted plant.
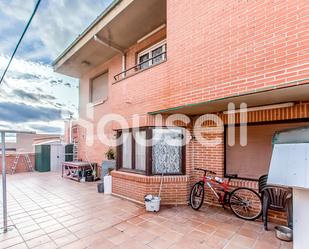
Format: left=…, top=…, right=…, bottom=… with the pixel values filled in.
left=105, top=147, right=115, bottom=160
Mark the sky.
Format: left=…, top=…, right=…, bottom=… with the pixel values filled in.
left=0, top=0, right=113, bottom=137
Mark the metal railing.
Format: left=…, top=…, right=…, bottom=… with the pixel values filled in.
left=114, top=51, right=167, bottom=81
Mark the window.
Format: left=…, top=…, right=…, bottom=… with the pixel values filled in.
left=90, top=72, right=108, bottom=104
left=122, top=131, right=132, bottom=169
left=138, top=40, right=166, bottom=70
left=152, top=128, right=183, bottom=174
left=135, top=130, right=147, bottom=171
left=117, top=127, right=185, bottom=175
left=225, top=121, right=309, bottom=180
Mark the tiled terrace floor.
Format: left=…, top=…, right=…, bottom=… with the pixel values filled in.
left=0, top=172, right=292, bottom=249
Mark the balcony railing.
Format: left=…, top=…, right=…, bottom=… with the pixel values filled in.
left=114, top=51, right=167, bottom=81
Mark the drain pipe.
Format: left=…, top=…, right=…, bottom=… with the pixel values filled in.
left=121, top=53, right=126, bottom=79
left=94, top=35, right=126, bottom=79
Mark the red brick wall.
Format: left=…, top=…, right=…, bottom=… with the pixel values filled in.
left=111, top=171, right=190, bottom=205
left=166, top=0, right=308, bottom=107
left=0, top=153, right=35, bottom=174
left=76, top=0, right=308, bottom=163
left=72, top=1, right=309, bottom=223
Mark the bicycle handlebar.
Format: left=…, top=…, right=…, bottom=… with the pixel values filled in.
left=194, top=168, right=216, bottom=175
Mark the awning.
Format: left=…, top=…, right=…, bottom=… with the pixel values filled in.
left=149, top=82, right=309, bottom=115
left=53, top=0, right=166, bottom=78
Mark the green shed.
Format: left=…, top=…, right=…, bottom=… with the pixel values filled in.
left=35, top=145, right=51, bottom=172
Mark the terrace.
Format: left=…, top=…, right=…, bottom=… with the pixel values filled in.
left=0, top=172, right=292, bottom=249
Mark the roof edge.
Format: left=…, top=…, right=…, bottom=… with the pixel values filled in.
left=52, top=0, right=122, bottom=67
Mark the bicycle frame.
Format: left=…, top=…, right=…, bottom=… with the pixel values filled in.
left=202, top=175, right=231, bottom=206
left=191, top=168, right=262, bottom=220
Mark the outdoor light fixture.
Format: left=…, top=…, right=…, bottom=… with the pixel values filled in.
left=223, top=102, right=295, bottom=114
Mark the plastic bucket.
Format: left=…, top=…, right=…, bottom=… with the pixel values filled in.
left=145, top=196, right=161, bottom=212
left=97, top=183, right=104, bottom=193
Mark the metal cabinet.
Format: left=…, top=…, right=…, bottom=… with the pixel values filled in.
left=35, top=145, right=51, bottom=172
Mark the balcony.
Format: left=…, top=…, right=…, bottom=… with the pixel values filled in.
left=114, top=47, right=167, bottom=82
left=53, top=0, right=166, bottom=78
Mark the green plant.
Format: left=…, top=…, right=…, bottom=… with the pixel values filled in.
left=105, top=147, right=115, bottom=160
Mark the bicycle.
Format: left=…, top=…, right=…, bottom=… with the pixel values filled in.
left=189, top=168, right=262, bottom=221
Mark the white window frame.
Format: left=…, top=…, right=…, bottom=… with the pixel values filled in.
left=137, top=39, right=166, bottom=69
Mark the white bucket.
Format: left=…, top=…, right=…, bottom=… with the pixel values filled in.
left=103, top=175, right=112, bottom=194
left=145, top=196, right=161, bottom=212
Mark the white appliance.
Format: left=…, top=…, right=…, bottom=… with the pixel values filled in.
left=268, top=126, right=309, bottom=249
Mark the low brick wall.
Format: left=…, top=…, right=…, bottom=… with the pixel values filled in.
left=111, top=170, right=190, bottom=205
left=112, top=170, right=288, bottom=224
left=0, top=153, right=35, bottom=174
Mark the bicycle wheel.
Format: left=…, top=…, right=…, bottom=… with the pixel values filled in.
left=190, top=182, right=205, bottom=210
left=229, top=187, right=262, bottom=220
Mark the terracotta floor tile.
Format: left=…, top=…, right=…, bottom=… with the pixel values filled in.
left=196, top=224, right=217, bottom=235
left=0, top=228, right=20, bottom=242
left=230, top=234, right=256, bottom=248
left=26, top=234, right=52, bottom=248
left=205, top=234, right=229, bottom=249
left=127, top=216, right=145, bottom=225
left=253, top=240, right=280, bottom=249
left=107, top=231, right=131, bottom=245
left=43, top=223, right=64, bottom=234
left=0, top=236, right=24, bottom=249
left=213, top=228, right=236, bottom=240
left=59, top=239, right=86, bottom=249
left=48, top=228, right=72, bottom=240
left=237, top=228, right=259, bottom=240
left=147, top=236, right=175, bottom=249
left=5, top=242, right=28, bottom=249
left=73, top=228, right=94, bottom=239
left=132, top=231, right=158, bottom=244
left=2, top=173, right=284, bottom=249
left=21, top=229, right=46, bottom=241
left=159, top=230, right=183, bottom=242
left=117, top=237, right=149, bottom=249
left=53, top=233, right=78, bottom=247
left=32, top=241, right=58, bottom=249
left=18, top=224, right=41, bottom=235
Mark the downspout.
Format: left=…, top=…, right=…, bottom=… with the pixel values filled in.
left=122, top=53, right=126, bottom=79
left=93, top=35, right=126, bottom=79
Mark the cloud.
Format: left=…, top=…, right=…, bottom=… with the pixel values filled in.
left=13, top=89, right=39, bottom=102
left=8, top=72, right=41, bottom=81
left=0, top=101, right=62, bottom=123
left=0, top=0, right=114, bottom=61
left=0, top=54, right=78, bottom=113
left=29, top=124, right=62, bottom=134
left=12, top=89, right=56, bottom=103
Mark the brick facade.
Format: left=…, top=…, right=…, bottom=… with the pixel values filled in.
left=66, top=1, right=308, bottom=224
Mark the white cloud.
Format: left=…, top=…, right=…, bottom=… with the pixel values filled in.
left=0, top=0, right=113, bottom=60
left=0, top=1, right=113, bottom=134
left=0, top=55, right=78, bottom=134
left=0, top=0, right=35, bottom=22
